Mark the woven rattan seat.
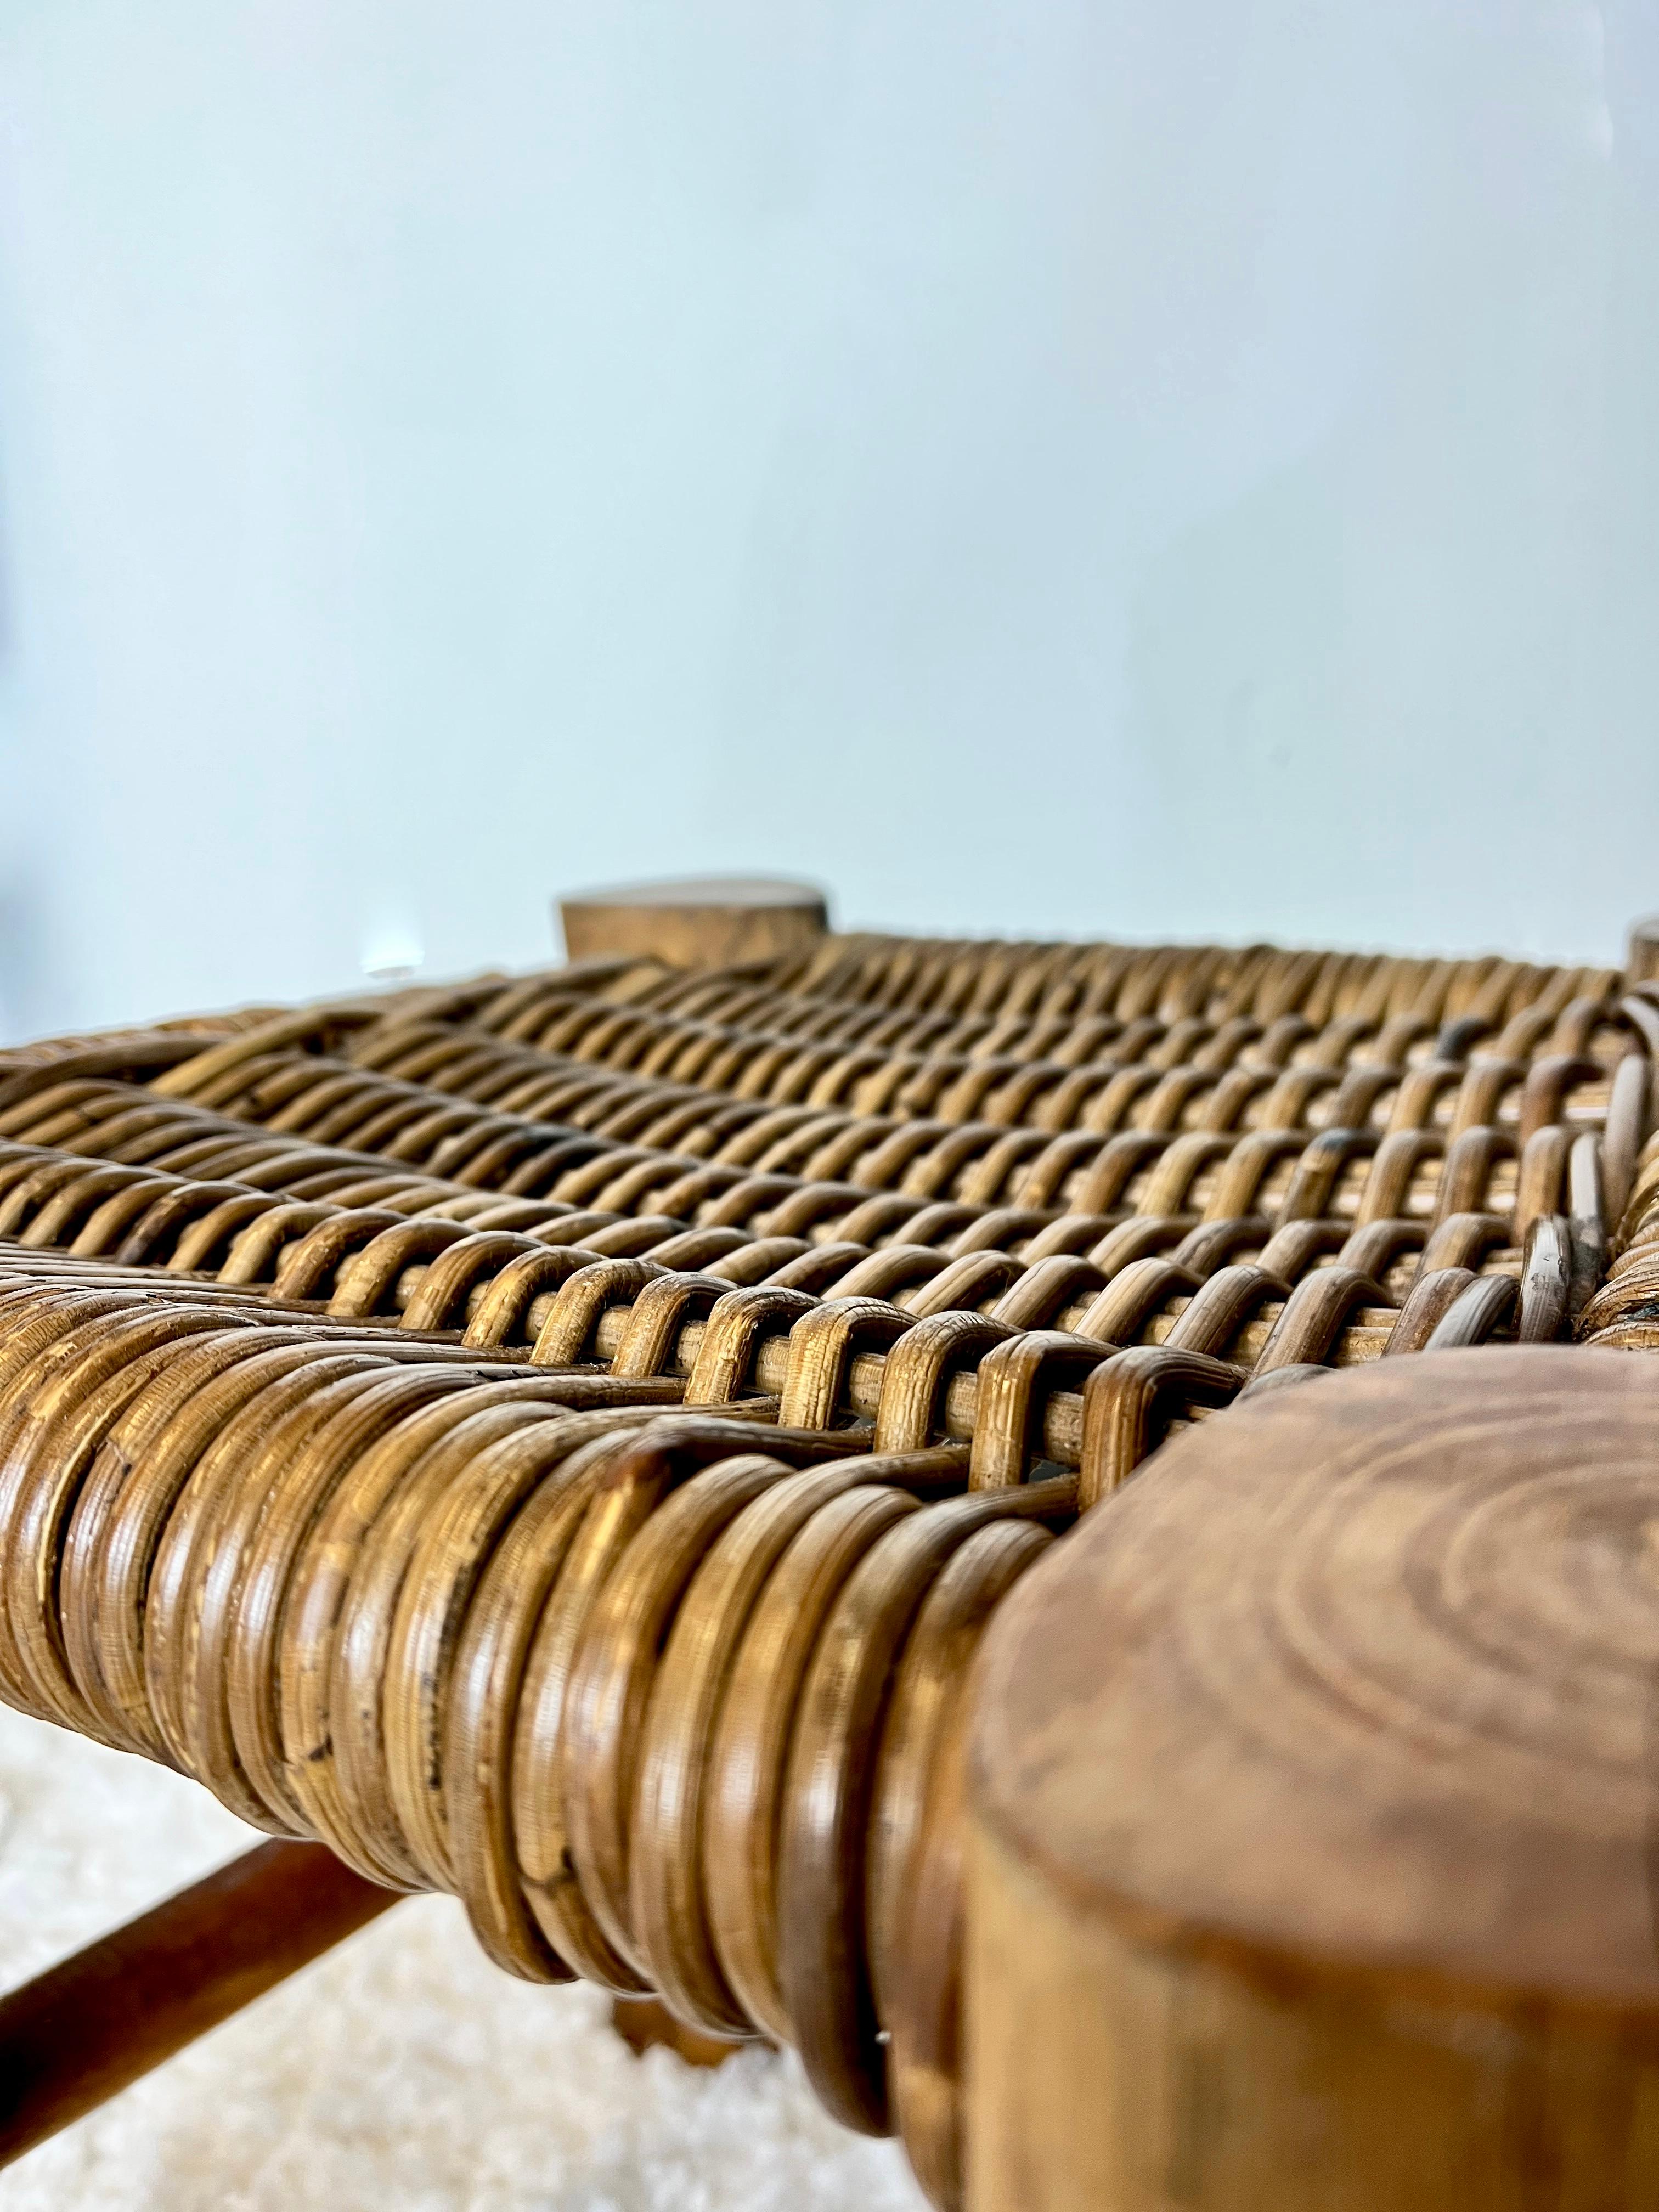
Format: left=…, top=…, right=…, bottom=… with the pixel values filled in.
left=2, top=898, right=1656, bottom=2207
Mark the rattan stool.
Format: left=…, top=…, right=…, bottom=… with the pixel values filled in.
left=1, top=884, right=1655, bottom=2209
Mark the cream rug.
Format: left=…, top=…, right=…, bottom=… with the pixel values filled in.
left=0, top=1707, right=926, bottom=2210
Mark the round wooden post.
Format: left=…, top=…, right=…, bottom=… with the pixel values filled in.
left=1626, top=916, right=1659, bottom=985
left=558, top=876, right=828, bottom=970
left=966, top=1348, right=1659, bottom=2210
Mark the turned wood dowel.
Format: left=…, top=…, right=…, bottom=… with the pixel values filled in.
left=610, top=1994, right=753, bottom=2067
left=1627, top=916, right=1659, bottom=986
left=0, top=1840, right=399, bottom=2167
left=558, top=874, right=830, bottom=970
left=967, top=1347, right=1659, bottom=2210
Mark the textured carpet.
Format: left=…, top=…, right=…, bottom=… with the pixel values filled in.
left=0, top=1707, right=926, bottom=2210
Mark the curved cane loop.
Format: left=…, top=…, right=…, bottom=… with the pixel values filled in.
left=967, top=1331, right=1116, bottom=1491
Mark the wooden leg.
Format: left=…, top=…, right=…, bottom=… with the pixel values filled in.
left=610, top=1994, right=751, bottom=2068
left=1627, top=915, right=1659, bottom=984
left=557, top=876, right=828, bottom=970
left=0, top=1840, right=398, bottom=2168
left=967, top=1349, right=1659, bottom=2209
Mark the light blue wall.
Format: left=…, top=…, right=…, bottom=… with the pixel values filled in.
left=1, top=1, right=1654, bottom=1036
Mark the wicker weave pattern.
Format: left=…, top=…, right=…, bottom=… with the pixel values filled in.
left=0, top=927, right=1653, bottom=2207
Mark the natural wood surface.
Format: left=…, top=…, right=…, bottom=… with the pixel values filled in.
left=968, top=1346, right=1659, bottom=2210
left=558, top=876, right=829, bottom=969
left=0, top=1839, right=397, bottom=2168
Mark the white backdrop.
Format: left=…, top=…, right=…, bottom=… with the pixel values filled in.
left=1, top=0, right=1654, bottom=1038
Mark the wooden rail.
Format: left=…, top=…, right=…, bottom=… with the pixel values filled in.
left=0, top=1840, right=398, bottom=2168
